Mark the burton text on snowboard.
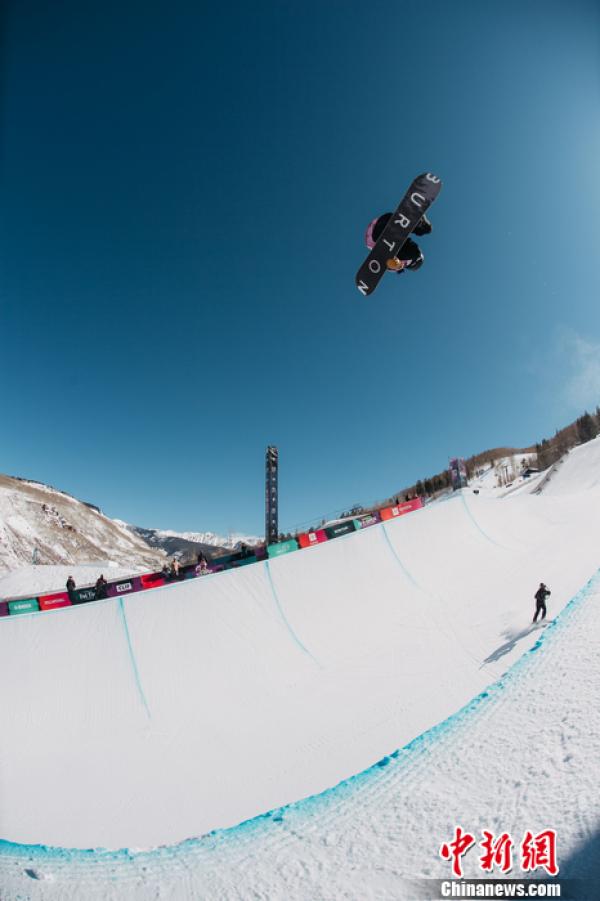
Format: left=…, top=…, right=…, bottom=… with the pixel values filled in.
left=355, top=173, right=442, bottom=296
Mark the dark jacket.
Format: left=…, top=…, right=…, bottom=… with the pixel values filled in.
left=95, top=577, right=108, bottom=600
left=535, top=586, right=551, bottom=604
left=371, top=214, right=423, bottom=269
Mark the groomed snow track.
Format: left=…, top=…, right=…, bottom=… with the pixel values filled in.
left=2, top=440, right=600, bottom=898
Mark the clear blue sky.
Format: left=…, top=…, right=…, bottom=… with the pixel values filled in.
left=1, top=0, right=599, bottom=536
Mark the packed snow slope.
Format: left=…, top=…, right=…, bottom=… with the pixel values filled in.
left=0, top=564, right=148, bottom=601
left=540, top=435, right=600, bottom=495
left=2, top=439, right=600, bottom=852
left=5, top=570, right=598, bottom=900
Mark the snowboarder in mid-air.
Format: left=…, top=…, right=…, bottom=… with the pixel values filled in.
left=533, top=582, right=551, bottom=623
left=365, top=212, right=432, bottom=273
left=355, top=172, right=442, bottom=296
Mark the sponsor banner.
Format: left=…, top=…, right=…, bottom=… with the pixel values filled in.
left=399, top=497, right=423, bottom=513
left=0, top=601, right=9, bottom=617
left=211, top=553, right=237, bottom=568
left=267, top=539, right=298, bottom=558
left=449, top=457, right=468, bottom=489
left=230, top=556, right=257, bottom=567
left=106, top=577, right=143, bottom=598
left=140, top=572, right=166, bottom=590
left=9, top=598, right=39, bottom=615
left=71, top=587, right=97, bottom=605
left=354, top=512, right=382, bottom=529
left=38, top=592, right=72, bottom=611
left=297, top=530, right=328, bottom=549
left=325, top=521, right=356, bottom=539
left=380, top=498, right=423, bottom=521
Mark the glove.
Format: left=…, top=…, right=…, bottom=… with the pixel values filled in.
left=386, top=257, right=405, bottom=272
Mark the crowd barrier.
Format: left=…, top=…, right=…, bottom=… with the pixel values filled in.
left=0, top=498, right=424, bottom=617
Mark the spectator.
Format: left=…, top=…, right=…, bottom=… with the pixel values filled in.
left=195, top=559, right=209, bottom=576
left=170, top=558, right=181, bottom=580
left=161, top=562, right=171, bottom=581
left=66, top=575, right=76, bottom=602
left=95, top=574, right=108, bottom=600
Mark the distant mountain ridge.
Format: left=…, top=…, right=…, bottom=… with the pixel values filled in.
left=124, top=525, right=261, bottom=562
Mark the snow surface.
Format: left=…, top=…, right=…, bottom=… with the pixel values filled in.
left=0, top=563, right=147, bottom=599
left=541, top=434, right=600, bottom=495
left=1, top=438, right=600, bottom=898
left=467, top=451, right=542, bottom=497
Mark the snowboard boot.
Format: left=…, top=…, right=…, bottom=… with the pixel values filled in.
left=412, top=213, right=432, bottom=236
left=406, top=252, right=424, bottom=271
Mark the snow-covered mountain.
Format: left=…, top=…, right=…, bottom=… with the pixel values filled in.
left=159, top=528, right=261, bottom=548
left=121, top=525, right=229, bottom=562
left=126, top=525, right=262, bottom=560
left=0, top=473, right=262, bottom=576
left=0, top=474, right=165, bottom=574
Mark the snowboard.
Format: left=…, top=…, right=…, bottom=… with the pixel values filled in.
left=355, top=172, right=442, bottom=296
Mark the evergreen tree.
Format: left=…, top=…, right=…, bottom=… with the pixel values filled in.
left=577, top=412, right=596, bottom=443
left=536, top=440, right=551, bottom=470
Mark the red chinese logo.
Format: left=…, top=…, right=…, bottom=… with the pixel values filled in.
left=439, top=826, right=476, bottom=877
left=440, top=827, right=558, bottom=877
left=479, top=830, right=514, bottom=873
left=521, top=829, right=559, bottom=876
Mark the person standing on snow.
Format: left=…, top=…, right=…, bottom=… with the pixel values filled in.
left=365, top=212, right=432, bottom=273
left=533, top=582, right=551, bottom=623
left=95, top=574, right=108, bottom=600
left=66, top=575, right=76, bottom=602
